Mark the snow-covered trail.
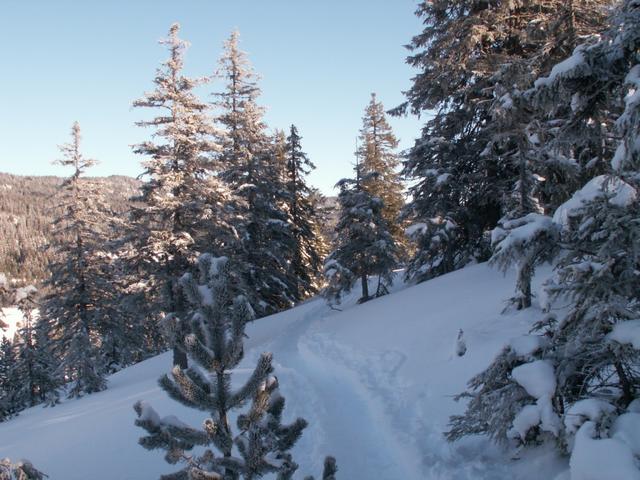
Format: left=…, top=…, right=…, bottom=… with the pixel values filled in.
left=0, top=264, right=570, bottom=479
left=258, top=298, right=423, bottom=479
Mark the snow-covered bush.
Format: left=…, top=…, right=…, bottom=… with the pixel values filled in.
left=447, top=334, right=553, bottom=445
left=0, top=458, right=45, bottom=480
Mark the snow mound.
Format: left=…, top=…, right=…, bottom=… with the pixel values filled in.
left=608, top=319, right=640, bottom=349
left=553, top=176, right=637, bottom=227
left=508, top=335, right=548, bottom=358
left=611, top=413, right=640, bottom=456
left=570, top=422, right=640, bottom=480
left=564, top=399, right=615, bottom=435
left=512, top=360, right=556, bottom=399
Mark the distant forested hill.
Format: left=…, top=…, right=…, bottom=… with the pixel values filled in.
left=0, top=173, right=140, bottom=283
left=0, top=172, right=338, bottom=285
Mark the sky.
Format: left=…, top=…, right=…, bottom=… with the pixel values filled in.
left=0, top=0, right=424, bottom=195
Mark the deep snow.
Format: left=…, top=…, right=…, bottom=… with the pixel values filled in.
left=0, top=264, right=571, bottom=479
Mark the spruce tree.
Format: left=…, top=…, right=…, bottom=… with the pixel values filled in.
left=135, top=254, right=332, bottom=479
left=324, top=165, right=398, bottom=304
left=490, top=214, right=558, bottom=309
left=0, top=337, right=17, bottom=421
left=357, top=93, right=406, bottom=256
left=41, top=122, right=109, bottom=398
left=448, top=0, right=640, bottom=454
left=212, top=31, right=296, bottom=315
left=131, top=23, right=238, bottom=368
left=12, top=286, right=59, bottom=409
left=284, top=125, right=328, bottom=300
left=394, top=0, right=611, bottom=283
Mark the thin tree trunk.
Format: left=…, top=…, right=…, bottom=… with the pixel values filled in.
left=360, top=272, right=369, bottom=302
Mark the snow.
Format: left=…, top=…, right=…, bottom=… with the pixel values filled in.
left=534, top=46, right=586, bottom=88
left=570, top=422, right=640, bottom=480
left=553, top=175, right=637, bottom=227
left=0, top=308, right=24, bottom=341
left=508, top=335, right=548, bottom=358
left=0, top=264, right=569, bottom=479
left=492, top=214, right=554, bottom=251
left=197, top=285, right=214, bottom=306
left=14, top=286, right=37, bottom=303
left=405, top=222, right=427, bottom=237
left=511, top=360, right=556, bottom=399
left=611, top=413, right=640, bottom=456
left=436, top=173, right=451, bottom=185
left=607, top=319, right=640, bottom=349
left=563, top=399, right=615, bottom=436
left=509, top=404, right=540, bottom=440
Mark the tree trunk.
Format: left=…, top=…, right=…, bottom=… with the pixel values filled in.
left=173, top=347, right=188, bottom=370
left=360, top=272, right=369, bottom=303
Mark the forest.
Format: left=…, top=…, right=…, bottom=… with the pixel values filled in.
left=1, top=0, right=639, bottom=478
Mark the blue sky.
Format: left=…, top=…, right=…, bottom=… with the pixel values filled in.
left=0, top=0, right=423, bottom=195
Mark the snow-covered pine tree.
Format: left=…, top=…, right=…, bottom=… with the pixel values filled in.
left=393, top=0, right=611, bottom=283
left=490, top=213, right=558, bottom=310
left=130, top=23, right=239, bottom=368
left=0, top=274, right=11, bottom=323
left=534, top=0, right=640, bottom=439
left=448, top=0, right=640, bottom=454
left=324, top=163, right=399, bottom=304
left=135, top=254, right=333, bottom=479
left=486, top=0, right=613, bottom=309
left=41, top=122, right=111, bottom=398
left=12, top=286, right=59, bottom=409
left=273, top=129, right=289, bottom=185
left=212, top=31, right=297, bottom=315
left=284, top=125, right=328, bottom=300
left=95, top=243, right=148, bottom=373
left=0, top=337, right=18, bottom=421
left=357, top=93, right=406, bottom=257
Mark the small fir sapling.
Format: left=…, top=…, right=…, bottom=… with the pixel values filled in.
left=135, top=254, right=335, bottom=479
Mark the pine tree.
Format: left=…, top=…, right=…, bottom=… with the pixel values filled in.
left=393, top=0, right=611, bottom=283
left=134, top=254, right=332, bottom=479
left=324, top=165, right=398, bottom=304
left=284, top=125, right=328, bottom=300
left=490, top=213, right=558, bottom=309
left=131, top=23, right=238, bottom=368
left=357, top=93, right=406, bottom=256
left=448, top=0, right=640, bottom=453
left=12, top=286, right=59, bottom=409
left=0, top=337, right=18, bottom=421
left=212, top=31, right=296, bottom=315
left=41, top=122, right=109, bottom=398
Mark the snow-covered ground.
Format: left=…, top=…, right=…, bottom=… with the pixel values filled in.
left=0, top=264, right=570, bottom=479
left=0, top=308, right=23, bottom=341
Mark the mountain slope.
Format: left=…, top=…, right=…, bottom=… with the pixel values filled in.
left=0, top=172, right=140, bottom=283
left=0, top=263, right=567, bottom=479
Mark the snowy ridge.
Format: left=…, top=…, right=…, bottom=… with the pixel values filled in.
left=0, top=264, right=568, bottom=479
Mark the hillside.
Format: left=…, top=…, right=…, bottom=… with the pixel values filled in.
left=0, top=263, right=571, bottom=480
left=0, top=173, right=338, bottom=286
left=0, top=173, right=140, bottom=283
